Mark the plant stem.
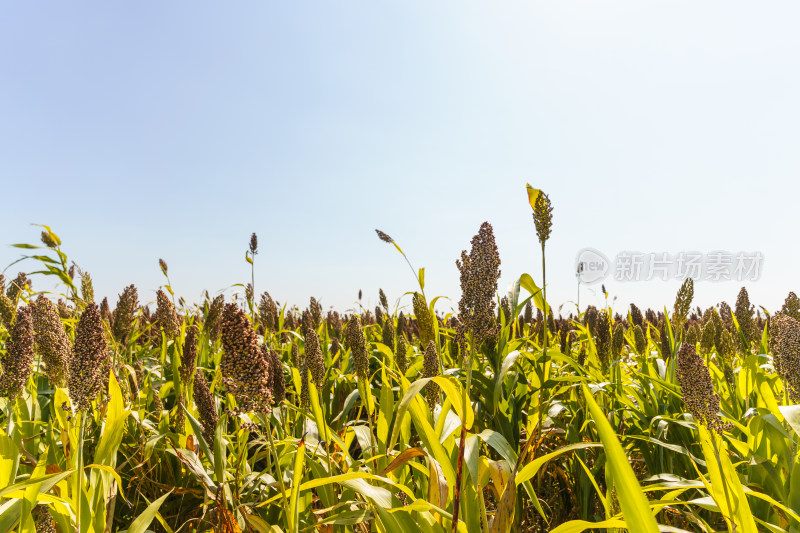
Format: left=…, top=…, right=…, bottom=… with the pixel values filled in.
left=452, top=335, right=474, bottom=533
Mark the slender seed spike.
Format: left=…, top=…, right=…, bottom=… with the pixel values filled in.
left=181, top=324, right=198, bottom=383
left=735, top=287, right=756, bottom=349
left=194, top=370, right=218, bottom=443
left=375, top=229, right=393, bottom=243
left=396, top=333, right=408, bottom=374
left=304, top=327, right=324, bottom=389
left=422, top=340, right=441, bottom=410
left=346, top=315, right=368, bottom=381
left=611, top=323, right=624, bottom=358
left=268, top=349, right=285, bottom=404
left=532, top=192, right=553, bottom=245
left=633, top=324, right=647, bottom=354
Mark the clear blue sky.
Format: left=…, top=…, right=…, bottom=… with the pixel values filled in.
left=2, top=2, right=798, bottom=317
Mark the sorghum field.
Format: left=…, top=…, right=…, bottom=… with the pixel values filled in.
left=1, top=190, right=799, bottom=533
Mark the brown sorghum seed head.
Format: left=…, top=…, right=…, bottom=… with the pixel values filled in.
left=412, top=292, right=434, bottom=347
left=596, top=312, right=611, bottom=367
left=456, top=222, right=501, bottom=343
left=249, top=232, right=258, bottom=255
left=304, top=327, right=324, bottom=389
left=155, top=289, right=180, bottom=338
left=57, top=299, right=73, bottom=320
left=268, top=349, right=285, bottom=404
left=633, top=324, right=647, bottom=354
left=181, top=324, right=198, bottom=383
left=309, top=297, right=322, bottom=330
left=396, top=333, right=408, bottom=375
left=500, top=296, right=511, bottom=323
left=676, top=343, right=729, bottom=433
left=782, top=292, right=800, bottom=323
left=299, top=354, right=310, bottom=410
left=0, top=306, right=34, bottom=399
left=32, top=296, right=72, bottom=388
left=205, top=294, right=224, bottom=342
left=346, top=315, right=368, bottom=381
left=111, top=285, right=138, bottom=344
left=718, top=301, right=734, bottom=332
left=611, top=323, right=624, bottom=358
left=584, top=306, right=598, bottom=336
left=769, top=312, right=800, bottom=402
left=34, top=507, right=56, bottom=533
left=193, top=370, right=218, bottom=443
left=6, top=272, right=30, bottom=302
left=40, top=230, right=59, bottom=248
left=69, top=303, right=109, bottom=410
left=100, top=297, right=112, bottom=324
left=259, top=292, right=279, bottom=333
left=159, top=258, right=168, bottom=276
left=532, top=192, right=553, bottom=245
left=375, top=229, right=393, bottom=243
left=0, top=293, right=14, bottom=327
left=220, top=304, right=272, bottom=413
left=379, top=289, right=389, bottom=312
left=524, top=301, right=533, bottom=326
left=290, top=342, right=299, bottom=369
left=382, top=318, right=394, bottom=352
left=422, top=340, right=441, bottom=410
left=735, top=287, right=756, bottom=347
left=358, top=289, right=362, bottom=301
left=630, top=304, right=644, bottom=328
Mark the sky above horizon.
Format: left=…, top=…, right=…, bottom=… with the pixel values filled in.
left=2, top=2, right=799, bottom=317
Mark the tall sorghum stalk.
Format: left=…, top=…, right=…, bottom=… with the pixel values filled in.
left=529, top=185, right=553, bottom=460
left=452, top=222, right=501, bottom=533
left=375, top=229, right=426, bottom=299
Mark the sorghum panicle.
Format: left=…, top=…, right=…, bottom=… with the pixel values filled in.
left=155, top=289, right=180, bottom=338
left=456, top=222, right=501, bottom=343
left=0, top=306, right=34, bottom=400
left=220, top=303, right=273, bottom=413
left=194, top=370, right=218, bottom=443
left=735, top=287, right=756, bottom=348
left=769, top=312, right=800, bottom=402
left=32, top=296, right=72, bottom=387
left=112, top=285, right=139, bottom=344
left=422, top=340, right=441, bottom=410
left=69, top=303, right=110, bottom=410
left=676, top=343, right=729, bottom=433
left=375, top=229, right=393, bottom=243
left=304, top=327, right=325, bottom=389
left=268, top=349, right=285, bottom=404
left=782, top=292, right=800, bottom=322
left=532, top=192, right=553, bottom=245
left=633, top=324, right=647, bottom=354
left=396, top=333, right=408, bottom=374
left=181, top=324, right=198, bottom=383
left=346, top=315, right=368, bottom=381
